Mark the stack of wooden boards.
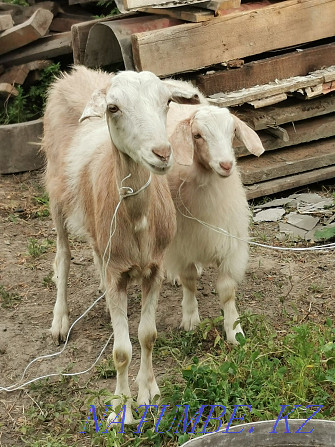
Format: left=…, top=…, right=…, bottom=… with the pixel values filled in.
left=1, top=0, right=335, bottom=198
left=0, top=0, right=93, bottom=89
left=72, top=0, right=335, bottom=198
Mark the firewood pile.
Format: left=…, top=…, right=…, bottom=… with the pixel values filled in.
left=1, top=0, right=335, bottom=198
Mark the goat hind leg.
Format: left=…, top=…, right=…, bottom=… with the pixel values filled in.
left=50, top=206, right=71, bottom=344
left=180, top=264, right=200, bottom=331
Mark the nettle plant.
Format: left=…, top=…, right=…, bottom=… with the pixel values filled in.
left=1, top=63, right=60, bottom=125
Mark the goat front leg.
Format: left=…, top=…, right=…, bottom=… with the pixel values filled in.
left=106, top=278, right=133, bottom=425
left=50, top=207, right=71, bottom=344
left=179, top=264, right=200, bottom=331
left=216, top=272, right=244, bottom=345
left=136, top=266, right=162, bottom=406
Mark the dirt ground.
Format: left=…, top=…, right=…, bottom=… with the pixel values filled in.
left=0, top=171, right=334, bottom=446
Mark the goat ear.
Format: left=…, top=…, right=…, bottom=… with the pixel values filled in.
left=79, top=88, right=107, bottom=123
left=233, top=115, right=265, bottom=157
left=163, top=80, right=202, bottom=105
left=170, top=119, right=194, bottom=166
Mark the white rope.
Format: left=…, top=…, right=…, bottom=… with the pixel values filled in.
left=0, top=173, right=152, bottom=393
left=176, top=181, right=335, bottom=253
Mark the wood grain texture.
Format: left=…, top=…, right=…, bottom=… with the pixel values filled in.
left=239, top=138, right=335, bottom=185
left=245, top=165, right=335, bottom=199
left=195, top=42, right=335, bottom=96
left=132, top=0, right=335, bottom=76
left=0, top=9, right=53, bottom=56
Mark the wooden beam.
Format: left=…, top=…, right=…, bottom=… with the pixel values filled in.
left=245, top=165, right=335, bottom=200
left=123, top=0, right=207, bottom=10
left=236, top=95, right=335, bottom=131
left=0, top=14, right=13, bottom=31
left=132, top=0, right=335, bottom=76
left=208, top=66, right=335, bottom=108
left=0, top=32, right=72, bottom=67
left=0, top=9, right=53, bottom=57
left=238, top=138, right=335, bottom=185
left=0, top=83, right=18, bottom=97
left=0, top=60, right=51, bottom=85
left=195, top=42, right=335, bottom=96
left=235, top=113, right=335, bottom=157
left=141, top=6, right=214, bottom=22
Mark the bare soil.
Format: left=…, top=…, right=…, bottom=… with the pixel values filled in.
left=0, top=171, right=334, bottom=446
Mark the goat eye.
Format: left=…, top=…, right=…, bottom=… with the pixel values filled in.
left=108, top=105, right=119, bottom=113
left=193, top=134, right=202, bottom=140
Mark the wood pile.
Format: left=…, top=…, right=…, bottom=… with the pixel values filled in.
left=1, top=0, right=335, bottom=198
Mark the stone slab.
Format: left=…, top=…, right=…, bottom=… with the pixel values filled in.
left=286, top=212, right=320, bottom=231
left=254, top=208, right=286, bottom=223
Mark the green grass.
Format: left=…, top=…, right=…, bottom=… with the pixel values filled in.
left=27, top=238, right=54, bottom=257
left=9, top=314, right=334, bottom=446
left=0, top=284, right=22, bottom=308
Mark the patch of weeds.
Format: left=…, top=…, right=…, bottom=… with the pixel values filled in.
left=33, top=191, right=50, bottom=218
left=96, top=358, right=116, bottom=379
left=42, top=272, right=54, bottom=289
left=308, top=282, right=325, bottom=294
left=2, top=0, right=28, bottom=6
left=1, top=63, right=60, bottom=125
left=94, top=0, right=119, bottom=18
left=27, top=238, right=54, bottom=257
left=0, top=284, right=22, bottom=308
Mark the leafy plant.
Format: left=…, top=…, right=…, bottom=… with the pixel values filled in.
left=27, top=238, right=54, bottom=257
left=1, top=63, right=60, bottom=125
left=0, top=285, right=22, bottom=308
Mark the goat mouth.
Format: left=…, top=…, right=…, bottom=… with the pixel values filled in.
left=143, top=159, right=170, bottom=175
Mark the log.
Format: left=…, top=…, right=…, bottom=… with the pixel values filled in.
left=0, top=32, right=72, bottom=67
left=195, top=42, right=335, bottom=96
left=0, top=9, right=53, bottom=57
left=238, top=138, right=335, bottom=185
left=0, top=14, right=13, bottom=31
left=245, top=165, right=335, bottom=200
left=132, top=0, right=335, bottom=76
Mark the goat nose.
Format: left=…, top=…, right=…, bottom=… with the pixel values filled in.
left=220, top=161, right=233, bottom=172
left=152, top=145, right=171, bottom=163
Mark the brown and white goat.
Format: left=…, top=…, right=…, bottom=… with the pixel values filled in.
left=42, top=66, right=199, bottom=423
left=165, top=103, right=265, bottom=344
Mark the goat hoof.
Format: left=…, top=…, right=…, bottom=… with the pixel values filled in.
left=50, top=315, right=70, bottom=344
left=226, top=326, right=244, bottom=345
left=137, top=377, right=160, bottom=406
left=180, top=313, right=200, bottom=331
left=107, top=400, right=134, bottom=427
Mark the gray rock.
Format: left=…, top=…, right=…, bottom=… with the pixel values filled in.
left=258, top=198, right=297, bottom=209
left=286, top=212, right=319, bottom=231
left=279, top=222, right=307, bottom=240
left=254, top=208, right=286, bottom=223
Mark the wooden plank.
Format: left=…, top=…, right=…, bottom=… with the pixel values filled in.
left=248, top=93, right=287, bottom=108
left=0, top=32, right=72, bottom=67
left=245, top=165, right=335, bottom=200
left=195, top=42, right=335, bottom=96
left=50, top=13, right=92, bottom=32
left=132, top=0, right=335, bottom=76
left=238, top=138, right=335, bottom=185
left=0, top=60, right=50, bottom=85
left=236, top=95, right=335, bottom=131
left=141, top=6, right=214, bottom=22
left=198, top=0, right=240, bottom=12
left=0, top=14, right=13, bottom=31
left=0, top=83, right=18, bottom=97
left=208, top=66, right=335, bottom=107
left=235, top=113, right=335, bottom=157
left=123, top=0, right=207, bottom=10
left=0, top=9, right=53, bottom=57
left=0, top=2, right=58, bottom=25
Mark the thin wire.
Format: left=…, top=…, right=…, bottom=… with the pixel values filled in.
left=176, top=181, right=335, bottom=252
left=0, top=173, right=152, bottom=393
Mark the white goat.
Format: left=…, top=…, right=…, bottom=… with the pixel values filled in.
left=42, top=66, right=199, bottom=423
left=165, top=102, right=265, bottom=344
